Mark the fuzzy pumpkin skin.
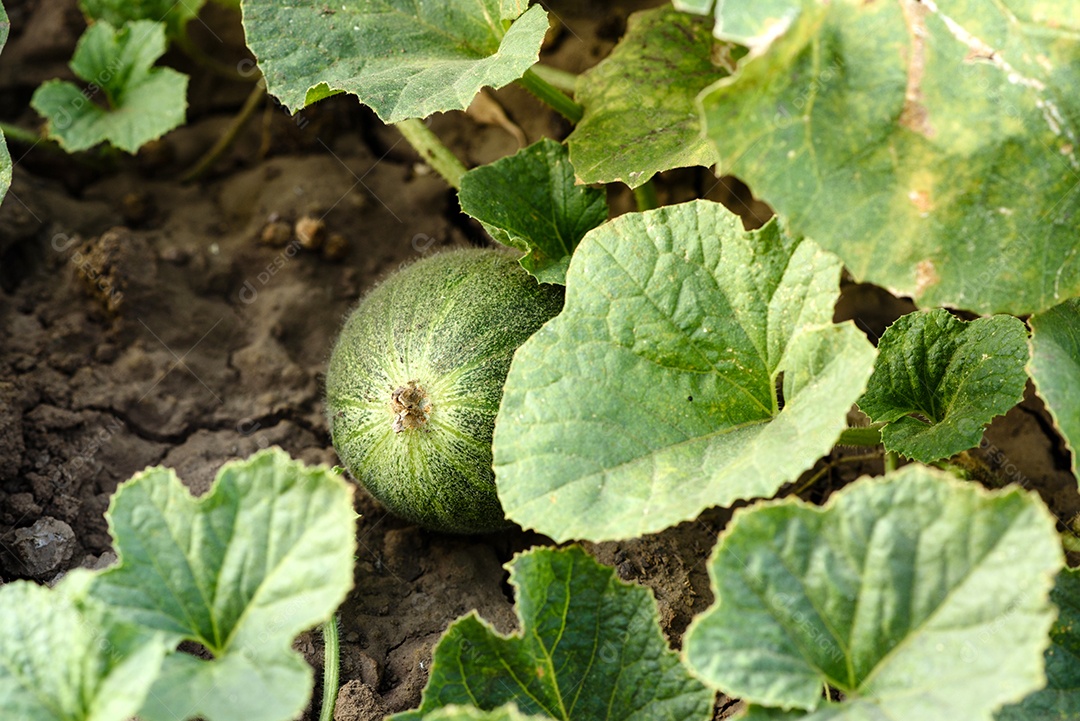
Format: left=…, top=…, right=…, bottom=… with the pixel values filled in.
left=326, top=249, right=564, bottom=533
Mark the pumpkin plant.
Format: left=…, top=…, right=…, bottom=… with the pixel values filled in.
left=1, top=0, right=1079, bottom=719
left=1, top=0, right=251, bottom=165
left=0, top=449, right=357, bottom=721
left=238, top=0, right=1080, bottom=718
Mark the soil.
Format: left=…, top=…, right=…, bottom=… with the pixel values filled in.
left=0, top=2, right=1076, bottom=720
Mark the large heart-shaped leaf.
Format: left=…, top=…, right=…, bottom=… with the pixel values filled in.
left=0, top=577, right=169, bottom=721
left=458, top=138, right=607, bottom=285
left=30, top=20, right=188, bottom=153
left=566, top=5, right=726, bottom=188
left=241, top=0, right=549, bottom=122
left=687, top=0, right=1080, bottom=315
left=493, top=200, right=876, bottom=542
left=857, top=309, right=1029, bottom=463
left=392, top=546, right=713, bottom=721
left=684, top=466, right=1063, bottom=719
left=87, top=448, right=357, bottom=721
left=996, top=567, right=1080, bottom=721
left=1028, top=297, right=1080, bottom=477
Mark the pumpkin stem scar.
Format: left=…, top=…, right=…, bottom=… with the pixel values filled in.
left=391, top=380, right=432, bottom=433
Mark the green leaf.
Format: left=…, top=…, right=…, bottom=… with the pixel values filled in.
left=697, top=2, right=1080, bottom=315
left=493, top=200, right=876, bottom=542
left=0, top=577, right=169, bottom=721
left=139, top=652, right=316, bottom=721
left=0, top=1, right=10, bottom=206
left=391, top=546, right=713, bottom=721
left=683, top=465, right=1064, bottom=719
left=87, top=448, right=357, bottom=721
left=997, top=568, right=1080, bottom=721
left=566, top=6, right=725, bottom=188
left=425, top=704, right=553, bottom=721
left=458, top=138, right=607, bottom=285
left=675, top=0, right=804, bottom=50
left=1028, top=297, right=1080, bottom=477
left=0, top=127, right=9, bottom=209
left=672, top=1, right=713, bottom=16
left=30, top=21, right=188, bottom=153
left=79, top=0, right=207, bottom=39
left=241, top=0, right=549, bottom=122
left=499, top=1, right=527, bottom=21
left=857, top=309, right=1029, bottom=464
left=735, top=707, right=832, bottom=720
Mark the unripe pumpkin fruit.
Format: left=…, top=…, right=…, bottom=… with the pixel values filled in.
left=326, top=249, right=564, bottom=533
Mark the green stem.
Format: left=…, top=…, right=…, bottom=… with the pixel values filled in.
left=182, top=80, right=267, bottom=182
left=0, top=121, right=102, bottom=164
left=0, top=121, right=44, bottom=146
left=517, top=67, right=584, bottom=124
left=835, top=423, right=885, bottom=447
left=395, top=119, right=468, bottom=190
left=884, top=451, right=899, bottom=473
left=529, top=64, right=579, bottom=95
left=174, top=29, right=253, bottom=83
left=318, top=615, right=341, bottom=721
left=0, top=121, right=116, bottom=168
left=633, top=181, right=659, bottom=212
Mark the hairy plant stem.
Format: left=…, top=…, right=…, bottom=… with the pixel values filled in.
left=182, top=80, right=267, bottom=182
left=529, top=63, right=579, bottom=94
left=517, top=67, right=584, bottom=124
left=318, top=615, right=341, bottom=721
left=395, top=118, right=468, bottom=190
left=391, top=66, right=583, bottom=191
left=884, top=451, right=899, bottom=473
left=633, top=181, right=659, bottom=211
left=835, top=423, right=885, bottom=447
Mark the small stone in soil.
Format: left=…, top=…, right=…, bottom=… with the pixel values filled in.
left=323, top=231, right=349, bottom=261
left=7, top=517, right=76, bottom=579
left=295, top=215, right=326, bottom=250
left=81, top=551, right=117, bottom=570
left=6, top=492, right=41, bottom=520
left=260, top=219, right=293, bottom=247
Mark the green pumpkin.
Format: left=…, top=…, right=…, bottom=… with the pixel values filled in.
left=326, top=248, right=564, bottom=533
